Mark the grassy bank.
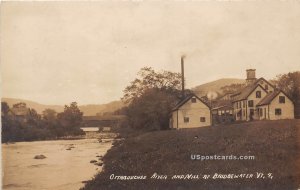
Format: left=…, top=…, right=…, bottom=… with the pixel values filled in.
left=82, top=120, right=300, bottom=190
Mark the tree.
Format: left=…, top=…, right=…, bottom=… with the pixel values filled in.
left=27, top=108, right=42, bottom=126
left=13, top=102, right=26, bottom=108
left=122, top=67, right=183, bottom=131
left=122, top=67, right=182, bottom=103
left=42, top=109, right=57, bottom=121
left=274, top=71, right=300, bottom=118
left=57, top=102, right=83, bottom=128
left=125, top=88, right=179, bottom=131
left=42, top=109, right=58, bottom=128
left=1, top=102, right=11, bottom=142
left=1, top=101, right=84, bottom=142
left=1, top=102, right=10, bottom=116
left=274, top=71, right=300, bottom=103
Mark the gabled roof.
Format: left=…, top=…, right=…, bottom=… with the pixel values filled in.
left=171, top=93, right=210, bottom=112
left=231, top=77, right=275, bottom=99
left=257, top=90, right=293, bottom=106
left=232, top=84, right=268, bottom=102
left=254, top=77, right=276, bottom=89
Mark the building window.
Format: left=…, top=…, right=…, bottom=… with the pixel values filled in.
left=275, top=108, right=282, bottom=115
left=279, top=96, right=285, bottom=104
left=192, top=98, right=196, bottom=103
left=248, top=100, right=254, bottom=107
left=200, top=117, right=206, bottom=122
left=256, top=91, right=261, bottom=98
left=191, top=97, right=196, bottom=103
left=265, top=85, right=268, bottom=90
left=184, top=117, right=189, bottom=123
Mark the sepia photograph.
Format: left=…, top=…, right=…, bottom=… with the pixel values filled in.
left=1, top=1, right=300, bottom=189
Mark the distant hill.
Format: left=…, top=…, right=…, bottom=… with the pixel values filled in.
left=192, top=78, right=245, bottom=97
left=2, top=78, right=243, bottom=116
left=2, top=98, right=64, bottom=113
left=1, top=98, right=124, bottom=116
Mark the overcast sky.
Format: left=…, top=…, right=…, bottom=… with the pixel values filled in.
left=1, top=1, right=300, bottom=105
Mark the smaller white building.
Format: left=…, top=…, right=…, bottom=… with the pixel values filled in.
left=170, top=94, right=211, bottom=129
left=256, top=91, right=294, bottom=120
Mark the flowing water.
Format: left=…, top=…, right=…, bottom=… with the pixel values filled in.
left=2, top=135, right=112, bottom=190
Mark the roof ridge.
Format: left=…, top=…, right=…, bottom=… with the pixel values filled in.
left=232, top=83, right=267, bottom=102
left=171, top=93, right=210, bottom=112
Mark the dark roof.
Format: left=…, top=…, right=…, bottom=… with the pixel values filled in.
left=256, top=91, right=280, bottom=106
left=257, top=90, right=293, bottom=106
left=212, top=99, right=232, bottom=108
left=232, top=84, right=267, bottom=102
left=172, top=94, right=210, bottom=112
left=211, top=105, right=233, bottom=111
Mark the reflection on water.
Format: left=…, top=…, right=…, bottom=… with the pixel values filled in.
left=2, top=138, right=112, bottom=190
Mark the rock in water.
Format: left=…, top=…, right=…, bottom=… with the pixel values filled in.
left=34, top=155, right=46, bottom=159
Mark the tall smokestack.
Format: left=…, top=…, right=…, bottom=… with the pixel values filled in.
left=181, top=55, right=185, bottom=99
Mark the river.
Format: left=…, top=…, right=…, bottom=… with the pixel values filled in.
left=2, top=131, right=113, bottom=190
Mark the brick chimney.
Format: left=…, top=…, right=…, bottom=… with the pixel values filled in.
left=246, top=69, right=256, bottom=85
